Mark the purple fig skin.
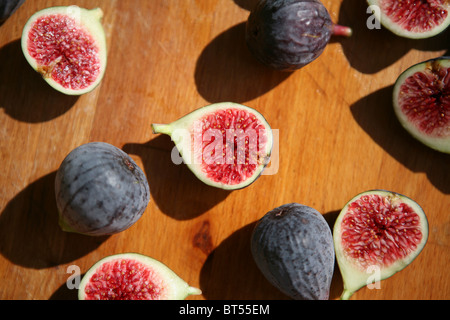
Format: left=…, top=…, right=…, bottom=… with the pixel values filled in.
left=0, top=0, right=25, bottom=25
left=251, top=203, right=335, bottom=300
left=245, top=0, right=350, bottom=71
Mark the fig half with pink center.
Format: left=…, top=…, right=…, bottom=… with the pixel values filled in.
left=78, top=253, right=202, bottom=300
left=393, top=57, right=450, bottom=154
left=21, top=6, right=107, bottom=95
left=152, top=102, right=273, bottom=190
left=367, top=0, right=450, bottom=39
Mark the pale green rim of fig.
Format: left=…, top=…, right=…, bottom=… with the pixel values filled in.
left=78, top=253, right=202, bottom=300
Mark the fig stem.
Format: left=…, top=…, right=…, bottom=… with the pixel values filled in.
left=332, top=24, right=352, bottom=37
left=340, top=289, right=354, bottom=300
left=188, top=286, right=202, bottom=296
left=58, top=215, right=78, bottom=233
left=89, top=7, right=104, bottom=20
left=151, top=123, right=172, bottom=135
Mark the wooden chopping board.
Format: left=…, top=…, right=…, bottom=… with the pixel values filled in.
left=0, top=0, right=449, bottom=300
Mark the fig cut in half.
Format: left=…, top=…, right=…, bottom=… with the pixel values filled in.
left=333, top=190, right=428, bottom=300
left=21, top=6, right=107, bottom=95
left=78, top=253, right=202, bottom=300
left=367, top=0, right=450, bottom=39
left=151, top=102, right=273, bottom=190
left=393, top=57, right=450, bottom=154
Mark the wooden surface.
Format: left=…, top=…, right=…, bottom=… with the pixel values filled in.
left=0, top=0, right=449, bottom=300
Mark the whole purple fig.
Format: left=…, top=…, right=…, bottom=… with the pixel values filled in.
left=55, top=142, right=150, bottom=236
left=251, top=203, right=335, bottom=300
left=245, top=0, right=351, bottom=71
left=1, top=0, right=25, bottom=25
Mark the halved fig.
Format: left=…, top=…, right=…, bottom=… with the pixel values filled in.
left=78, top=253, right=202, bottom=300
left=21, top=6, right=107, bottom=95
left=151, top=102, right=273, bottom=190
left=393, top=57, right=450, bottom=153
left=367, top=0, right=450, bottom=39
left=333, top=190, right=428, bottom=300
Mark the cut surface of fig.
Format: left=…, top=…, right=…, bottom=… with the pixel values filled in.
left=367, top=0, right=450, bottom=39
left=333, top=190, right=428, bottom=300
left=245, top=0, right=352, bottom=71
left=393, top=57, right=450, bottom=153
left=21, top=6, right=107, bottom=95
left=55, top=142, right=150, bottom=236
left=78, top=253, right=202, bottom=300
left=152, top=102, right=273, bottom=190
left=251, top=203, right=335, bottom=300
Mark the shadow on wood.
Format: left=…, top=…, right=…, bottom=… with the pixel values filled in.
left=350, top=85, right=450, bottom=194
left=49, top=275, right=83, bottom=300
left=123, top=135, right=232, bottom=220
left=336, top=0, right=450, bottom=74
left=199, top=209, right=344, bottom=300
left=194, top=22, right=292, bottom=103
left=232, top=0, right=259, bottom=11
left=199, top=221, right=290, bottom=300
left=0, top=172, right=109, bottom=269
left=323, top=209, right=344, bottom=300
left=0, top=39, right=78, bottom=123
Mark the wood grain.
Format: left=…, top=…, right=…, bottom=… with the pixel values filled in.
left=0, top=0, right=449, bottom=300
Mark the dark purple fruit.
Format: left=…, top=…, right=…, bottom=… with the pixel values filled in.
left=251, top=203, right=335, bottom=300
left=55, top=142, right=150, bottom=236
left=0, top=0, right=25, bottom=25
left=245, top=0, right=352, bottom=71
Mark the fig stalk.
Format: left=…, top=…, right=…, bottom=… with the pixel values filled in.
left=340, top=289, right=354, bottom=301
left=151, top=123, right=173, bottom=136
left=332, top=24, right=353, bottom=37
